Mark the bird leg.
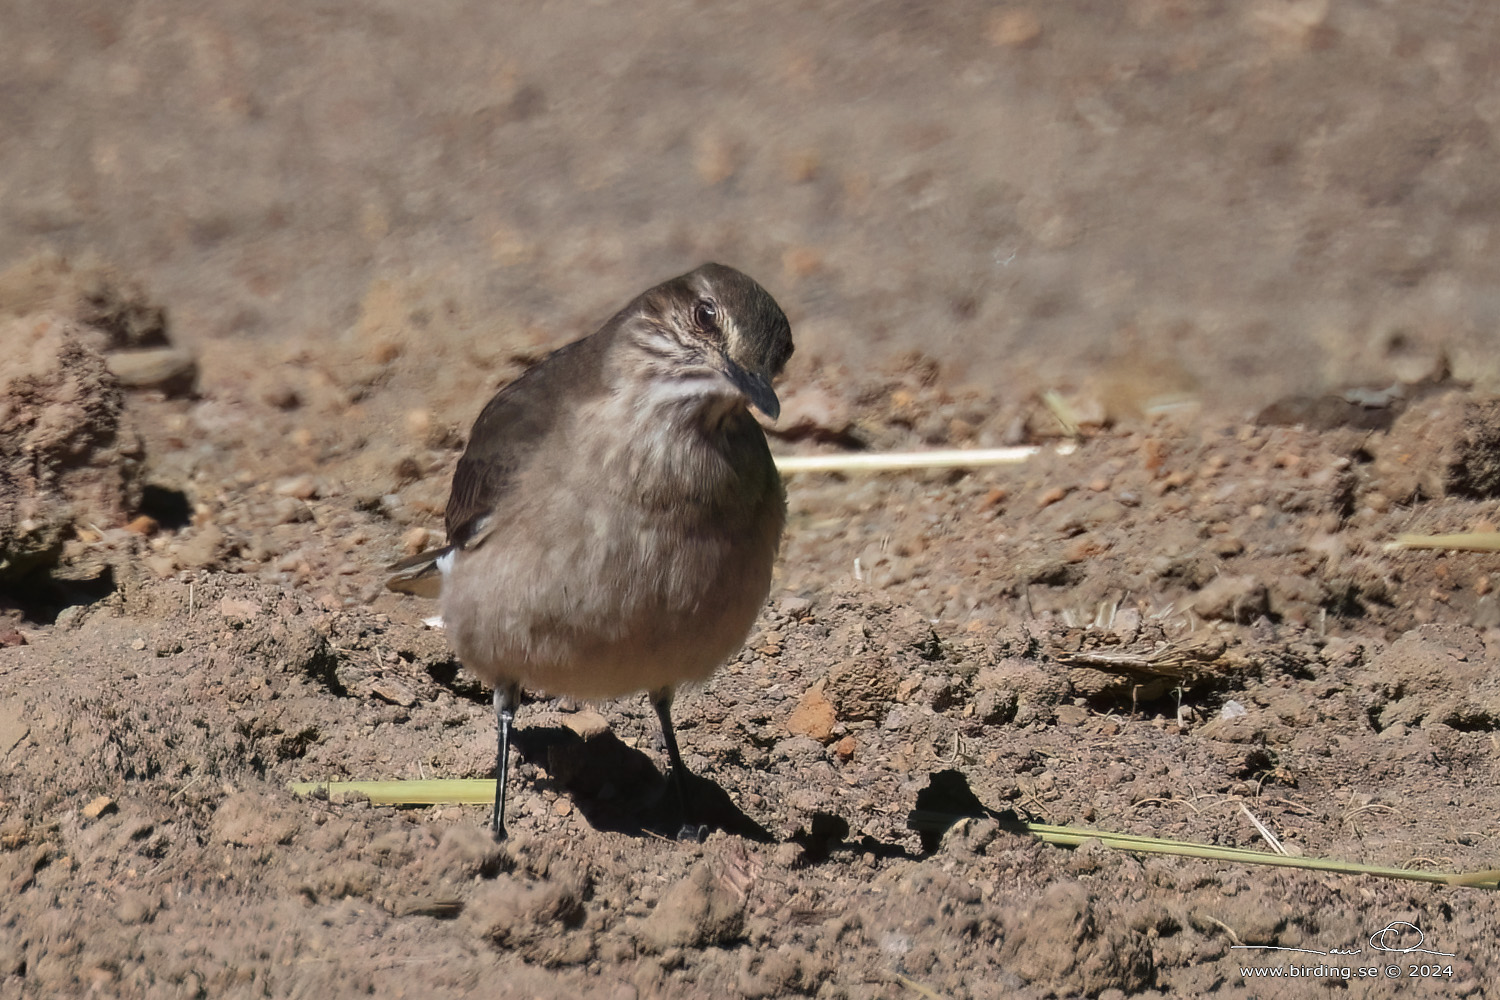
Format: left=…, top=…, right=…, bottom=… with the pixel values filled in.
left=651, top=686, right=704, bottom=839
left=491, top=683, right=522, bottom=839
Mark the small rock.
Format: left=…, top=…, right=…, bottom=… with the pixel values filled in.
left=1061, top=536, right=1105, bottom=563
left=400, top=526, right=433, bottom=556
left=463, top=869, right=589, bottom=965
left=777, top=595, right=813, bottom=618
left=1055, top=704, right=1089, bottom=726
left=275, top=475, right=319, bottom=500
left=273, top=497, right=312, bottom=525
left=1037, top=486, right=1070, bottom=508
left=975, top=487, right=1008, bottom=512
left=561, top=709, right=610, bottom=740
left=1189, top=574, right=1269, bottom=623
left=174, top=524, right=226, bottom=570
left=105, top=347, right=197, bottom=396
left=213, top=791, right=300, bottom=847
left=113, top=890, right=161, bottom=925
left=785, top=686, right=837, bottom=743
left=824, top=656, right=898, bottom=723
left=123, top=515, right=159, bottom=536
left=369, top=678, right=417, bottom=708
left=635, top=861, right=747, bottom=952
left=987, top=9, right=1042, bottom=47
left=219, top=596, right=260, bottom=620
left=431, top=823, right=506, bottom=882
left=82, top=795, right=116, bottom=819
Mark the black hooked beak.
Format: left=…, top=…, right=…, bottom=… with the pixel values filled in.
left=722, top=358, right=780, bottom=421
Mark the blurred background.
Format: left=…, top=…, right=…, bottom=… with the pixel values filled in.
left=4, top=0, right=1498, bottom=426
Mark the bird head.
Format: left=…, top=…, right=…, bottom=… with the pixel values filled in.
left=628, top=263, right=793, bottom=422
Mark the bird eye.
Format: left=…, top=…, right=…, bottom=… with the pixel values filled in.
left=693, top=299, right=718, bottom=331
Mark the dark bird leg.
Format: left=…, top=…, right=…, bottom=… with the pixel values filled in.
left=492, top=682, right=522, bottom=839
left=651, top=686, right=704, bottom=840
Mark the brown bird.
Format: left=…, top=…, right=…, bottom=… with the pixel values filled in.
left=389, top=263, right=793, bottom=838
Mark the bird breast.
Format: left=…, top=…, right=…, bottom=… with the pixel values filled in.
left=439, top=399, right=785, bottom=699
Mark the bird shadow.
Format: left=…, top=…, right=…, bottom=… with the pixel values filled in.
left=504, top=726, right=1012, bottom=861
left=786, top=768, right=1027, bottom=866
left=512, top=725, right=772, bottom=843
left=905, top=767, right=1029, bottom=853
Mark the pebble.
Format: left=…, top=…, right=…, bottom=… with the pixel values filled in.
left=1060, top=537, right=1104, bottom=563
left=1037, top=486, right=1069, bottom=508
left=219, top=597, right=260, bottom=619
left=82, top=795, right=116, bottom=819
left=785, top=687, right=836, bottom=743
left=113, top=891, right=161, bottom=925
left=173, top=524, right=224, bottom=570
left=273, top=497, right=312, bottom=525
left=106, top=347, right=197, bottom=394
left=123, top=515, right=159, bottom=536
left=399, top=526, right=432, bottom=555
left=635, top=862, right=748, bottom=951
left=987, top=10, right=1042, bottom=48
left=275, top=475, right=319, bottom=500
left=975, top=487, right=1008, bottom=512
left=561, top=709, right=610, bottom=740
left=369, top=679, right=417, bottom=708
left=1054, top=705, right=1089, bottom=727
left=1189, top=574, right=1269, bottom=623
left=778, top=595, right=813, bottom=618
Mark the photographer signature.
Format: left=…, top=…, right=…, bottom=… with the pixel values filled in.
left=1229, top=920, right=1455, bottom=958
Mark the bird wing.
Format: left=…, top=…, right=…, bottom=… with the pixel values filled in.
left=384, top=547, right=447, bottom=598
left=385, top=331, right=610, bottom=597
left=445, top=333, right=606, bottom=549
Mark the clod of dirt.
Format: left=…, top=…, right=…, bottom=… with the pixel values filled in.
left=998, top=882, right=1155, bottom=994
left=633, top=860, right=748, bottom=952
left=429, top=823, right=509, bottom=883
left=1362, top=624, right=1500, bottom=732
left=785, top=685, right=837, bottom=742
left=824, top=656, right=899, bottom=723
left=1449, top=399, right=1500, bottom=498
left=1187, top=574, right=1270, bottom=623
left=1372, top=392, right=1500, bottom=502
left=0, top=253, right=196, bottom=397
left=212, top=790, right=301, bottom=847
left=1255, top=391, right=1405, bottom=432
left=463, top=868, right=591, bottom=966
left=0, top=314, right=143, bottom=583
left=973, top=658, right=1065, bottom=726
left=106, top=347, right=198, bottom=396
left=0, top=252, right=168, bottom=351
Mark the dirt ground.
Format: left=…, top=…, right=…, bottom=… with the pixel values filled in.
left=4, top=2, right=1500, bottom=998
